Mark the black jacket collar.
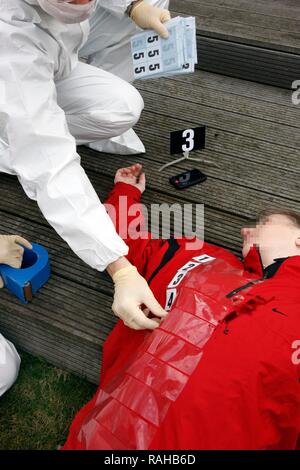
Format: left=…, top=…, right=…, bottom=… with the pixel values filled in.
left=263, top=257, right=289, bottom=279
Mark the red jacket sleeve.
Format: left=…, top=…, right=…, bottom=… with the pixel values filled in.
left=104, top=182, right=166, bottom=278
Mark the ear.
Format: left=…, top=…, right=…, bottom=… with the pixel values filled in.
left=295, top=237, right=300, bottom=248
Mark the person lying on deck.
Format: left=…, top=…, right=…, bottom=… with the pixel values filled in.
left=63, top=164, right=300, bottom=450
left=0, top=235, right=32, bottom=397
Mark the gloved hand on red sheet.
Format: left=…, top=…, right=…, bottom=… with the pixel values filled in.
left=111, top=264, right=167, bottom=330
left=108, top=163, right=167, bottom=330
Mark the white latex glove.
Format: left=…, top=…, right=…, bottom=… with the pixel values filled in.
left=130, top=1, right=171, bottom=39
left=112, top=265, right=168, bottom=330
left=0, top=235, right=32, bottom=288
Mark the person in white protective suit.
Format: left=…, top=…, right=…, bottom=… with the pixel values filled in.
left=0, top=0, right=171, bottom=331
left=0, top=333, right=20, bottom=397
left=0, top=235, right=31, bottom=396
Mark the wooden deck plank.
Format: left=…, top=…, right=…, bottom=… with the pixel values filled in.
left=0, top=276, right=115, bottom=343
left=137, top=79, right=299, bottom=128
left=2, top=145, right=299, bottom=233
left=171, top=0, right=300, bottom=54
left=196, top=36, right=300, bottom=89
left=81, top=151, right=300, bottom=219
left=166, top=72, right=293, bottom=107
left=135, top=112, right=300, bottom=174
left=0, top=174, right=245, bottom=256
left=0, top=311, right=101, bottom=383
left=173, top=1, right=300, bottom=33
left=139, top=92, right=300, bottom=150
left=173, top=0, right=300, bottom=21
left=169, top=1, right=300, bottom=88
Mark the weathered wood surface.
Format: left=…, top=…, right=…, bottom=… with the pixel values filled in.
left=0, top=67, right=299, bottom=383
left=196, top=37, right=300, bottom=89
left=171, top=0, right=300, bottom=54
left=170, top=1, right=300, bottom=88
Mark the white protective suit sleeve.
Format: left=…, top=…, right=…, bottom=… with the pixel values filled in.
left=97, top=1, right=168, bottom=21
left=98, top=1, right=133, bottom=18
left=0, top=33, right=129, bottom=272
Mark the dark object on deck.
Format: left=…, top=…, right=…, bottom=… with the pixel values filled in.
left=169, top=169, right=207, bottom=189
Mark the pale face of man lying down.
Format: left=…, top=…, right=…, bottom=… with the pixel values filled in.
left=241, top=213, right=300, bottom=268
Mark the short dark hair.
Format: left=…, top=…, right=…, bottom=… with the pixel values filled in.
left=257, top=208, right=300, bottom=228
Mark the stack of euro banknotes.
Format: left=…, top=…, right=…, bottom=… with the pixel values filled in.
left=131, top=16, right=197, bottom=80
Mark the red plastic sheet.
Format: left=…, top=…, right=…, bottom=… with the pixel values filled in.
left=65, top=257, right=262, bottom=450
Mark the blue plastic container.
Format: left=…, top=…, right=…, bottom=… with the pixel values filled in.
left=0, top=243, right=51, bottom=304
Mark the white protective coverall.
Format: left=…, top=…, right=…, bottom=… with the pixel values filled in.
left=0, top=333, right=21, bottom=397
left=0, top=0, right=167, bottom=272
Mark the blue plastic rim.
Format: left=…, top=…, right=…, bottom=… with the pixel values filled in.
left=21, top=248, right=38, bottom=269
left=0, top=242, right=51, bottom=304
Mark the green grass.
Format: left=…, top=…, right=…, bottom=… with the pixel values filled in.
left=0, top=351, right=96, bottom=450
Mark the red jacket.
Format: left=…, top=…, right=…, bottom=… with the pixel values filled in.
left=63, top=183, right=300, bottom=450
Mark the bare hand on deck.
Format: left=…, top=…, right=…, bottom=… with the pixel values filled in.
left=114, top=163, right=146, bottom=193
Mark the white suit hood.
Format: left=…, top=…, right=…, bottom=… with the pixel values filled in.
left=24, top=1, right=133, bottom=18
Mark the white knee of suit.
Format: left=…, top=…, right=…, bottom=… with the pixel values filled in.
left=0, top=335, right=21, bottom=397
left=72, top=81, right=144, bottom=144
left=97, top=80, right=144, bottom=136
left=122, top=83, right=145, bottom=129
